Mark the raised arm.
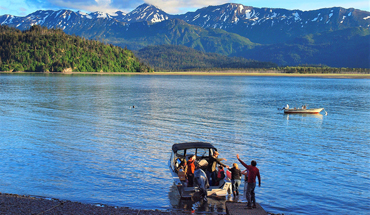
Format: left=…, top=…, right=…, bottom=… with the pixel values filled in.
left=236, top=154, right=249, bottom=169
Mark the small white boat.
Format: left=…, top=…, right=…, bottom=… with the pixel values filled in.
left=169, top=142, right=232, bottom=199
left=284, top=107, right=324, bottom=114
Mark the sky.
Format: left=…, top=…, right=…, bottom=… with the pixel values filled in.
left=1, top=0, right=369, bottom=16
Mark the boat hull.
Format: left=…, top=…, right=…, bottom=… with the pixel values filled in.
left=284, top=108, right=324, bottom=114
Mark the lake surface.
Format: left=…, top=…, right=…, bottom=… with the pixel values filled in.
left=0, top=74, right=369, bottom=214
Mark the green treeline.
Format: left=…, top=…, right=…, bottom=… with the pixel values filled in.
left=135, top=45, right=277, bottom=71
left=0, top=25, right=152, bottom=72
left=279, top=66, right=370, bottom=74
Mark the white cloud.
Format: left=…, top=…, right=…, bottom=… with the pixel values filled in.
left=49, top=0, right=120, bottom=13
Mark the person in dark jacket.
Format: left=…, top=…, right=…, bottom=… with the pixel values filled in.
left=228, top=163, right=242, bottom=196
left=206, top=150, right=228, bottom=186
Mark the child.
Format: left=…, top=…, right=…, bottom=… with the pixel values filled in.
left=215, top=165, right=225, bottom=186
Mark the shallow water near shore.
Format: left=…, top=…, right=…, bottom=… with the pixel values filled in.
left=0, top=73, right=369, bottom=214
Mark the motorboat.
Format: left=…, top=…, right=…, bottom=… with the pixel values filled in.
left=284, top=107, right=324, bottom=114
left=169, top=142, right=232, bottom=198
left=282, top=104, right=325, bottom=114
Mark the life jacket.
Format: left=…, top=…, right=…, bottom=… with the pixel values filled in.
left=217, top=169, right=224, bottom=179
left=187, top=158, right=195, bottom=175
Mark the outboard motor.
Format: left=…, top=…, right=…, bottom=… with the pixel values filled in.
left=193, top=161, right=209, bottom=202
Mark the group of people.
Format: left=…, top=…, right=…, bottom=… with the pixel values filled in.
left=176, top=151, right=261, bottom=209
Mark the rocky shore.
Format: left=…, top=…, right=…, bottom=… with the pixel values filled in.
left=0, top=193, right=188, bottom=215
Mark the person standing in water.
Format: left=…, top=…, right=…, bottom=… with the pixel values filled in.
left=236, top=154, right=261, bottom=209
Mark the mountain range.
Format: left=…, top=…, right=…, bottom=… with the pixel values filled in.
left=1, top=3, right=370, bottom=68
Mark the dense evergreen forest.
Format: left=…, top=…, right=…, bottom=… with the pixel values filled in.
left=0, top=25, right=152, bottom=72
left=134, top=45, right=277, bottom=71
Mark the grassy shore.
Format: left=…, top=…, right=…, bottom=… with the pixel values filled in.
left=1, top=70, right=370, bottom=79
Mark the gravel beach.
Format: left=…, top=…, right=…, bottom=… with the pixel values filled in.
left=0, top=193, right=188, bottom=215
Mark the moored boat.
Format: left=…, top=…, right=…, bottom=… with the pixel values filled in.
left=282, top=104, right=325, bottom=114
left=284, top=107, right=324, bottom=114
left=169, top=142, right=232, bottom=198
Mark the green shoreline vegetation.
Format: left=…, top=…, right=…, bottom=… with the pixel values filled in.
left=0, top=25, right=152, bottom=73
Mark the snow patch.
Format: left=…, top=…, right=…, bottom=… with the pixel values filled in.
left=329, top=13, right=333, bottom=18
left=293, top=12, right=301, bottom=21
left=78, top=11, right=87, bottom=16
left=78, top=11, right=92, bottom=19
left=151, top=14, right=166, bottom=23
left=203, top=15, right=210, bottom=26
left=142, top=6, right=150, bottom=13
left=41, top=14, right=49, bottom=24
left=348, top=12, right=352, bottom=16
left=270, top=12, right=277, bottom=18
left=55, top=10, right=63, bottom=18
left=245, top=9, right=255, bottom=19
left=311, top=13, right=321, bottom=22
left=193, top=13, right=200, bottom=21
left=238, top=5, right=244, bottom=13
left=212, top=8, right=220, bottom=12
left=2, top=15, right=14, bottom=24
left=363, top=16, right=370, bottom=20
left=108, top=12, right=119, bottom=16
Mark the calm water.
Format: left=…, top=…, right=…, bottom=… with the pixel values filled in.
left=0, top=74, right=369, bottom=214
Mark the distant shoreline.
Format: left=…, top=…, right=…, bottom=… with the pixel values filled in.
left=1, top=71, right=370, bottom=79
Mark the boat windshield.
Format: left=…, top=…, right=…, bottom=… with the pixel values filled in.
left=197, top=148, right=209, bottom=158
left=176, top=149, right=185, bottom=157
left=175, top=148, right=211, bottom=160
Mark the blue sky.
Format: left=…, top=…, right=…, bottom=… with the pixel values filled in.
left=1, top=0, right=369, bottom=16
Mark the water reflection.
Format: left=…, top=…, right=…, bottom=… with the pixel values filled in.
left=168, top=185, right=228, bottom=214
left=285, top=113, right=324, bottom=120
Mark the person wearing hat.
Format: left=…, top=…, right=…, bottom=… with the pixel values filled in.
left=206, top=150, right=228, bottom=186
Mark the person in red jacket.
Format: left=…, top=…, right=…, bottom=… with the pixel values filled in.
left=187, top=155, right=196, bottom=187
left=236, top=154, right=261, bottom=209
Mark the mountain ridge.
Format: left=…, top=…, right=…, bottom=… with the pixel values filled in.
left=1, top=3, right=369, bottom=68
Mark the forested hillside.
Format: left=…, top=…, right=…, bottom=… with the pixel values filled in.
left=0, top=25, right=152, bottom=72
left=232, top=27, right=370, bottom=68
left=135, top=45, right=277, bottom=71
